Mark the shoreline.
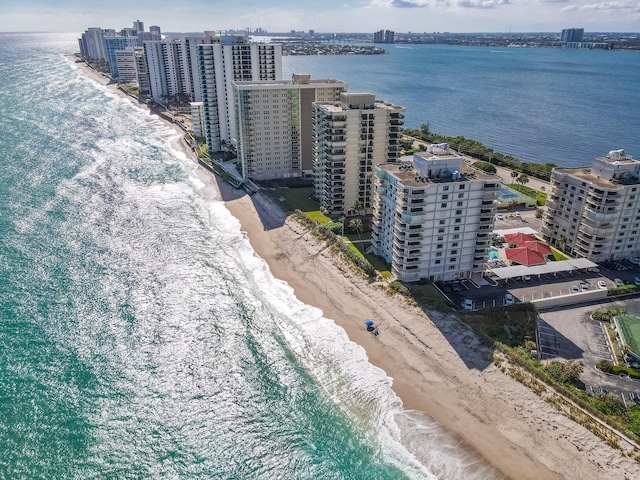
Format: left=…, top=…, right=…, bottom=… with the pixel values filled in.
left=71, top=57, right=640, bottom=479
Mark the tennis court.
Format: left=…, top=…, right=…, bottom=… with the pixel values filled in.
left=617, top=314, right=640, bottom=355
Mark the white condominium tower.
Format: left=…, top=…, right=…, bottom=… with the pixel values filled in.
left=371, top=145, right=501, bottom=282
left=312, top=93, right=405, bottom=216
left=541, top=149, right=640, bottom=262
left=233, top=74, right=347, bottom=181
left=197, top=35, right=282, bottom=154
left=144, top=35, right=214, bottom=104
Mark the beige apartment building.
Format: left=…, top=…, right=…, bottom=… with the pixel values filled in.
left=233, top=74, right=347, bottom=181
left=541, top=149, right=640, bottom=262
left=312, top=93, right=405, bottom=216
left=372, top=146, right=501, bottom=282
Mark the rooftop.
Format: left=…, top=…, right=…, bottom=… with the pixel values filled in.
left=377, top=157, right=500, bottom=187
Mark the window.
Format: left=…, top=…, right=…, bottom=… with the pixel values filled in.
left=435, top=252, right=442, bottom=257
left=450, top=257, right=457, bottom=262
left=456, top=210, right=462, bottom=215
left=443, top=186, right=449, bottom=191
left=451, top=249, right=458, bottom=255
left=458, top=193, right=464, bottom=199
left=454, top=226, right=460, bottom=231
left=435, top=260, right=441, bottom=264
left=458, top=185, right=465, bottom=190
left=442, top=194, right=449, bottom=200
left=437, top=236, right=444, bottom=241
left=441, top=203, right=447, bottom=208
left=438, top=228, right=445, bottom=233
left=439, top=220, right=446, bottom=225
left=437, top=244, right=443, bottom=249
left=455, top=218, right=462, bottom=224
left=457, top=202, right=463, bottom=207
left=453, top=234, right=460, bottom=239
left=452, top=242, right=459, bottom=247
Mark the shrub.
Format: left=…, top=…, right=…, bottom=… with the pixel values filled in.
left=597, top=359, right=614, bottom=373
left=472, top=160, right=497, bottom=174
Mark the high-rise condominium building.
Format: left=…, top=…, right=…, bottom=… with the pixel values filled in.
left=371, top=146, right=501, bottom=282
left=115, top=48, right=138, bottom=83
left=190, top=102, right=206, bottom=139
left=134, top=47, right=151, bottom=95
left=197, top=35, right=282, bottom=153
left=312, top=93, right=405, bottom=216
left=541, top=149, right=640, bottom=262
left=104, top=36, right=139, bottom=78
left=233, top=74, right=348, bottom=181
left=561, top=28, right=584, bottom=44
left=144, top=35, right=215, bottom=104
left=133, top=20, right=144, bottom=33
left=373, top=30, right=394, bottom=43
left=80, top=27, right=108, bottom=62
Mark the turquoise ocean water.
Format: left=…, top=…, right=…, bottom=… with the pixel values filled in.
left=285, top=43, right=640, bottom=167
left=0, top=33, right=507, bottom=479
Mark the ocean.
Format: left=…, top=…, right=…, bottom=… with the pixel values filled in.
left=0, top=33, right=508, bottom=479
left=284, top=43, right=640, bottom=167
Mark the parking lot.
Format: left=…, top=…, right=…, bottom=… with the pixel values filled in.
left=539, top=299, right=640, bottom=405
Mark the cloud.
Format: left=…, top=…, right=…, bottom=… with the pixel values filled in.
left=369, top=0, right=429, bottom=6
left=391, top=0, right=429, bottom=6
left=539, top=0, right=568, bottom=3
left=457, top=0, right=511, bottom=8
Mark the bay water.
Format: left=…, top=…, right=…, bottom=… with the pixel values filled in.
left=284, top=43, right=640, bottom=167
left=0, top=33, right=505, bottom=479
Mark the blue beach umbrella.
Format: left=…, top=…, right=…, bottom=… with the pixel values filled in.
left=365, top=320, right=374, bottom=326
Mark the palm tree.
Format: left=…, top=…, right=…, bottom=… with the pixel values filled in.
left=558, top=235, right=568, bottom=252
left=517, top=174, right=530, bottom=187
left=351, top=200, right=364, bottom=216
left=510, top=170, right=519, bottom=184
left=349, top=218, right=364, bottom=245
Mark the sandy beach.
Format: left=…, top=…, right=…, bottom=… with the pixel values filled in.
left=73, top=57, right=640, bottom=479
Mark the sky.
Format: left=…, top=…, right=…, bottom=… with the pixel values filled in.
left=1, top=0, right=638, bottom=33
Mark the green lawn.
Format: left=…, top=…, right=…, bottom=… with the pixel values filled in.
left=509, top=184, right=547, bottom=206
left=275, top=187, right=332, bottom=223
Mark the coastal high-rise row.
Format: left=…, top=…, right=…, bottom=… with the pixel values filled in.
left=541, top=149, right=640, bottom=262
left=312, top=93, right=404, bottom=216
left=371, top=145, right=501, bottom=282
left=197, top=35, right=282, bottom=154
left=233, top=74, right=348, bottom=181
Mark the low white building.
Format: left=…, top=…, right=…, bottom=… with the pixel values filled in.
left=372, top=146, right=501, bottom=282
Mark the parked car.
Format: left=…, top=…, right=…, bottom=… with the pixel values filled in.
left=635, top=277, right=640, bottom=286
left=630, top=392, right=640, bottom=402
left=615, top=278, right=625, bottom=287
left=570, top=285, right=580, bottom=293
left=522, top=275, right=531, bottom=281
left=597, top=280, right=607, bottom=289
left=600, top=386, right=609, bottom=394
left=515, top=211, right=521, bottom=219
left=461, top=299, right=474, bottom=311
left=496, top=213, right=503, bottom=220
left=505, top=293, right=514, bottom=305
left=587, top=267, right=600, bottom=273
left=580, top=283, right=589, bottom=291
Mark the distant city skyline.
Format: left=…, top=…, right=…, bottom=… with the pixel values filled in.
left=1, top=0, right=638, bottom=34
